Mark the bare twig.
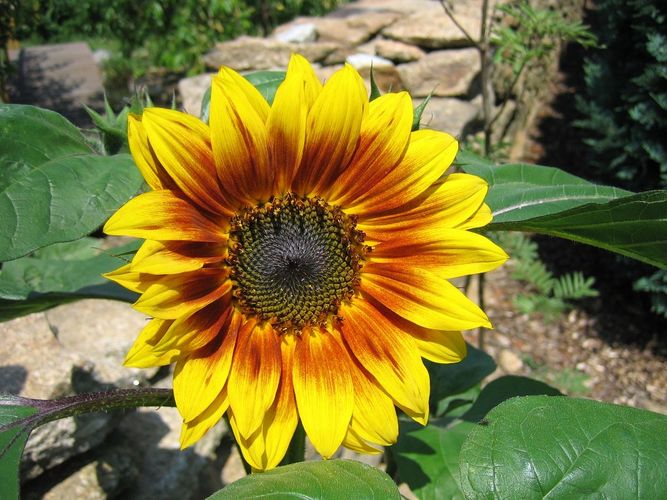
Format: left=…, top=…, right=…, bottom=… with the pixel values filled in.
left=439, top=0, right=481, bottom=49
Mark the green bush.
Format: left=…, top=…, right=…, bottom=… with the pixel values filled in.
left=576, top=0, right=666, bottom=191
left=575, top=0, right=667, bottom=318
left=12, top=0, right=348, bottom=77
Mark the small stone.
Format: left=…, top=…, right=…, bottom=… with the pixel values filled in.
left=417, top=96, right=480, bottom=137
left=374, top=38, right=425, bottom=63
left=273, top=23, right=317, bottom=43
left=46, top=299, right=154, bottom=382
left=382, top=1, right=492, bottom=49
left=498, top=349, right=524, bottom=373
left=397, top=48, right=480, bottom=97
left=398, top=483, right=418, bottom=500
left=178, top=73, right=213, bottom=116
left=16, top=42, right=104, bottom=126
left=220, top=444, right=248, bottom=486
left=345, top=53, right=394, bottom=70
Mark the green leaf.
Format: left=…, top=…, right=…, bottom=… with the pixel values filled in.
left=200, top=85, right=212, bottom=123
left=456, top=150, right=631, bottom=224
left=456, top=150, right=667, bottom=268
left=369, top=66, right=382, bottom=101
left=507, top=191, right=667, bottom=269
left=412, top=93, right=433, bottom=131
left=462, top=375, right=561, bottom=423
left=460, top=396, right=667, bottom=499
left=427, top=343, right=496, bottom=416
left=243, top=71, right=286, bottom=106
left=0, top=104, right=144, bottom=261
left=208, top=459, right=400, bottom=499
left=0, top=398, right=38, bottom=500
left=393, top=419, right=475, bottom=500
left=0, top=238, right=140, bottom=321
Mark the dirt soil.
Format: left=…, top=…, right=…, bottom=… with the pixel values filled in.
left=473, top=266, right=667, bottom=414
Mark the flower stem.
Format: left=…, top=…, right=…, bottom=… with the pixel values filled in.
left=282, top=422, right=306, bottom=465
left=0, top=388, right=176, bottom=434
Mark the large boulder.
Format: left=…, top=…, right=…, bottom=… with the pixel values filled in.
left=397, top=48, right=480, bottom=97
left=417, top=97, right=481, bottom=138
left=382, top=0, right=491, bottom=49
left=274, top=10, right=399, bottom=47
left=177, top=73, right=213, bottom=116
left=204, top=36, right=338, bottom=71
left=374, top=38, right=426, bottom=63
left=1, top=301, right=154, bottom=480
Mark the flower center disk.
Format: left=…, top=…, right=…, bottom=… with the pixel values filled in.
left=228, top=194, right=366, bottom=330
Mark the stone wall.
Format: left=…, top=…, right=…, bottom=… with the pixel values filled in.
left=179, top=0, right=492, bottom=141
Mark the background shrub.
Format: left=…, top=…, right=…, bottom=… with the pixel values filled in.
left=576, top=0, right=667, bottom=317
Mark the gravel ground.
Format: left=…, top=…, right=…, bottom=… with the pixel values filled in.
left=469, top=265, right=667, bottom=415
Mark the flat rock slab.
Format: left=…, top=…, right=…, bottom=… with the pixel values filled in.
left=15, top=42, right=104, bottom=126
left=0, top=310, right=151, bottom=479
left=204, top=36, right=338, bottom=71
left=397, top=48, right=480, bottom=97
left=382, top=0, right=492, bottom=49
left=418, top=97, right=481, bottom=137
left=178, top=73, right=213, bottom=116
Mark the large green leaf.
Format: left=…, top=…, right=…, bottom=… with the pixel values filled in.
left=462, top=375, right=561, bottom=423
left=393, top=376, right=560, bottom=499
left=0, top=238, right=139, bottom=321
left=0, top=104, right=143, bottom=261
left=503, top=190, right=667, bottom=269
left=0, top=398, right=38, bottom=500
left=208, top=459, right=400, bottom=499
left=456, top=150, right=631, bottom=224
left=243, top=71, right=286, bottom=105
left=427, top=343, right=496, bottom=416
left=456, top=150, right=667, bottom=268
left=394, top=419, right=475, bottom=500
left=460, top=396, right=667, bottom=499
left=198, top=71, right=285, bottom=123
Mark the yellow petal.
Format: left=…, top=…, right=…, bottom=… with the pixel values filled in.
left=410, top=328, right=467, bottom=364
left=340, top=300, right=429, bottom=425
left=180, top=385, right=229, bottom=449
left=268, top=58, right=308, bottom=194
left=228, top=334, right=299, bottom=470
left=346, top=129, right=458, bottom=216
left=123, top=318, right=179, bottom=368
left=328, top=92, right=413, bottom=204
left=458, top=202, right=493, bottom=230
left=173, top=324, right=238, bottom=422
left=104, top=263, right=154, bottom=294
left=133, top=268, right=231, bottom=319
left=349, top=361, right=399, bottom=446
left=293, top=327, right=353, bottom=458
left=286, top=53, right=322, bottom=109
left=342, top=426, right=383, bottom=455
left=370, top=228, right=509, bottom=279
left=131, top=240, right=226, bottom=275
left=153, top=297, right=236, bottom=355
left=361, top=263, right=492, bottom=331
left=210, top=69, right=271, bottom=204
left=142, top=108, right=233, bottom=216
left=104, top=190, right=227, bottom=242
left=359, top=173, right=491, bottom=241
left=127, top=113, right=172, bottom=190
left=294, top=64, right=367, bottom=196
left=227, top=320, right=282, bottom=438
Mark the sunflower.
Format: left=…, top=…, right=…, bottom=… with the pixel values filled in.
left=104, top=54, right=508, bottom=470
